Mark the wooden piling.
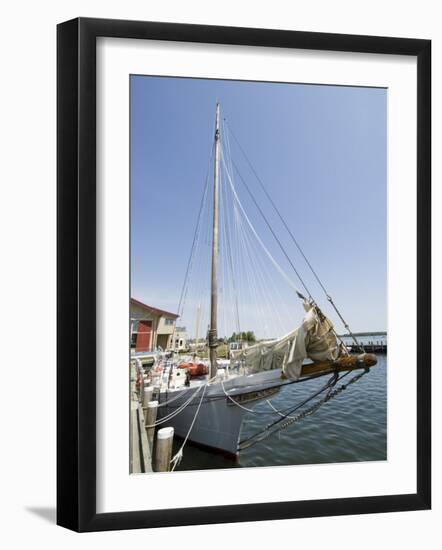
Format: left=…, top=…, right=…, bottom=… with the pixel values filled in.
left=142, top=387, right=153, bottom=422
left=130, top=401, right=141, bottom=473
left=145, top=400, right=158, bottom=450
left=154, top=427, right=174, bottom=472
left=139, top=373, right=145, bottom=402
left=138, top=403, right=153, bottom=473
left=143, top=387, right=153, bottom=407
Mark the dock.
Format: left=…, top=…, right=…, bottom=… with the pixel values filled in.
left=130, top=398, right=152, bottom=473
left=130, top=361, right=175, bottom=474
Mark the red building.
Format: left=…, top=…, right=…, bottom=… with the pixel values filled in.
left=130, top=298, right=179, bottom=352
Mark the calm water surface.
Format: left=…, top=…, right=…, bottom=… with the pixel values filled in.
left=174, top=354, right=387, bottom=470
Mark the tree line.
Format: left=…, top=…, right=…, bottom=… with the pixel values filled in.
left=227, top=331, right=256, bottom=343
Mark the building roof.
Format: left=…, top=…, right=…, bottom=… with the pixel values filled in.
left=130, top=298, right=179, bottom=319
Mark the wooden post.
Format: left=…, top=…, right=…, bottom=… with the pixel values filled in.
left=145, top=400, right=158, bottom=450
left=143, top=387, right=153, bottom=407
left=139, top=372, right=144, bottom=402
left=137, top=403, right=153, bottom=473
left=154, top=427, right=174, bottom=472
left=130, top=401, right=141, bottom=473
left=142, top=387, right=153, bottom=422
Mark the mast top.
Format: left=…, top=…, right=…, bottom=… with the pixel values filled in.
left=215, top=102, right=220, bottom=140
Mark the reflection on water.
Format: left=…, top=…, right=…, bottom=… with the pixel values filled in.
left=174, top=355, right=387, bottom=471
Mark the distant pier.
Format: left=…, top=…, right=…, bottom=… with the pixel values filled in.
left=339, top=332, right=387, bottom=354
left=346, top=343, right=387, bottom=353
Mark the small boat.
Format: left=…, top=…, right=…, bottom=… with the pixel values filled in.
left=178, top=362, right=209, bottom=377
left=138, top=103, right=377, bottom=461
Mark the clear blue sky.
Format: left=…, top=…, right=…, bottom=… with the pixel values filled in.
left=131, top=75, right=386, bottom=338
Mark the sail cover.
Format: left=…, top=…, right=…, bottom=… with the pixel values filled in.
left=230, top=301, right=340, bottom=380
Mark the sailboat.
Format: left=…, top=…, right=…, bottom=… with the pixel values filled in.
left=139, top=103, right=377, bottom=462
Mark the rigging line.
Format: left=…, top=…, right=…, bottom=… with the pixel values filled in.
left=192, top=183, right=211, bottom=343
left=221, top=378, right=275, bottom=414
left=178, top=186, right=209, bottom=320
left=220, top=166, right=241, bottom=335
left=239, top=373, right=339, bottom=446
left=228, top=154, right=313, bottom=300
left=231, top=183, right=352, bottom=354
left=220, top=377, right=328, bottom=416
left=229, top=167, right=261, bottom=333
left=265, top=371, right=358, bottom=420
left=223, top=173, right=238, bottom=338
left=238, top=178, right=293, bottom=335
left=273, top=369, right=354, bottom=417
left=232, top=188, right=258, bottom=339
left=170, top=382, right=208, bottom=471
left=229, top=155, right=276, bottom=336
left=219, top=171, right=228, bottom=338
left=240, top=368, right=369, bottom=449
left=223, top=121, right=244, bottom=336
left=145, top=384, right=205, bottom=427
left=233, top=187, right=275, bottom=338
left=225, top=119, right=325, bottom=291
left=221, top=151, right=305, bottom=301
left=232, top=155, right=285, bottom=338
left=231, top=201, right=254, bottom=334
left=176, top=143, right=214, bottom=320
left=159, top=377, right=204, bottom=408
left=234, top=174, right=296, bottom=339
left=237, top=192, right=286, bottom=337
left=222, top=147, right=313, bottom=302
left=225, top=121, right=364, bottom=352
left=220, top=185, right=239, bottom=336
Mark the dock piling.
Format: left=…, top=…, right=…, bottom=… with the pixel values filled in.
left=139, top=374, right=144, bottom=402
left=154, top=427, right=175, bottom=472
left=142, top=387, right=153, bottom=422
left=145, top=400, right=158, bottom=450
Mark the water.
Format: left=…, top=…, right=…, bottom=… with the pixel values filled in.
left=173, top=355, right=387, bottom=471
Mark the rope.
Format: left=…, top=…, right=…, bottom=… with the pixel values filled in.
left=234, top=187, right=289, bottom=336
left=220, top=154, right=241, bottom=335
left=239, top=368, right=369, bottom=450
left=220, top=367, right=353, bottom=415
left=173, top=142, right=214, bottom=348
left=145, top=384, right=205, bottom=427
left=221, top=152, right=304, bottom=300
left=228, top=154, right=313, bottom=301
left=224, top=120, right=364, bottom=352
left=221, top=378, right=273, bottom=414
left=229, top=154, right=350, bottom=353
left=157, top=382, right=203, bottom=408
left=170, top=380, right=209, bottom=471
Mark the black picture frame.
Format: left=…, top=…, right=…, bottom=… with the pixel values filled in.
left=57, top=17, right=431, bottom=532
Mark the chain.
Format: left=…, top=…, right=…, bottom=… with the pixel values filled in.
left=239, top=368, right=369, bottom=451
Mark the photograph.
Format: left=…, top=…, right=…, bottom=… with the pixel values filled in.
left=129, top=74, right=387, bottom=474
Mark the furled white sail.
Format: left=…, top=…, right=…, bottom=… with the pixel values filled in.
left=230, top=301, right=340, bottom=380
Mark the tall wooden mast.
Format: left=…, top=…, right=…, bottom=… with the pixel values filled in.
left=209, top=102, right=220, bottom=379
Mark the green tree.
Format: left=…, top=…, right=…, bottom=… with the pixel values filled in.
left=229, top=331, right=256, bottom=342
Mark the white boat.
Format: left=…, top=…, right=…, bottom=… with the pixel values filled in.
left=140, top=103, right=377, bottom=462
